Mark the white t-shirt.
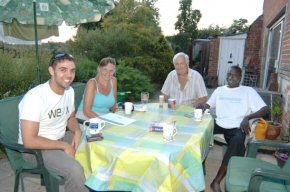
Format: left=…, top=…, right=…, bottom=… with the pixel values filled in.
left=18, top=81, right=75, bottom=144
left=161, top=69, right=208, bottom=105
left=207, top=85, right=266, bottom=129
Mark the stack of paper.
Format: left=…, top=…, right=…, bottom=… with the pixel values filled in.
left=98, top=113, right=136, bottom=127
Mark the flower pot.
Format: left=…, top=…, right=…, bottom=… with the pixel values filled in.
left=266, top=123, right=282, bottom=140
left=274, top=149, right=289, bottom=167
left=276, top=155, right=287, bottom=167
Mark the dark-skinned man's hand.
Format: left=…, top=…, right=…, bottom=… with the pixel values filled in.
left=240, top=117, right=250, bottom=135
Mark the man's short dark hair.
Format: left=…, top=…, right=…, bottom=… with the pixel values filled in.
left=230, top=65, right=242, bottom=75
left=49, top=52, right=75, bottom=68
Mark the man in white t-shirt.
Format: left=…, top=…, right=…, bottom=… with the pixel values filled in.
left=161, top=52, right=208, bottom=107
left=202, top=65, right=269, bottom=192
left=18, top=52, right=89, bottom=192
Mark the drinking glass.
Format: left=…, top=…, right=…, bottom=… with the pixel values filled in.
left=141, top=92, right=149, bottom=105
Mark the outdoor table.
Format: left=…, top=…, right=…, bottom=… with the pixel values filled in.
left=76, top=103, right=214, bottom=192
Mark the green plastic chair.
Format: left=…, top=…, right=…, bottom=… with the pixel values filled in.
left=72, top=82, right=86, bottom=110
left=0, top=95, right=64, bottom=192
left=226, top=140, right=290, bottom=192
left=117, top=91, right=131, bottom=103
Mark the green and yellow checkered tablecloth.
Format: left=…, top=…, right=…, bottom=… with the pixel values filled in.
left=76, top=103, right=214, bottom=192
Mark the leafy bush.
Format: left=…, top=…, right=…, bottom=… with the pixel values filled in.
left=121, top=35, right=174, bottom=86
left=116, top=61, right=155, bottom=102
left=71, top=27, right=138, bottom=61
left=0, top=49, right=37, bottom=99
left=70, top=28, right=173, bottom=87
left=71, top=57, right=156, bottom=102
left=74, top=56, right=97, bottom=82
left=0, top=44, right=67, bottom=99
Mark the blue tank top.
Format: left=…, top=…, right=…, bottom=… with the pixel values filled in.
left=78, top=79, right=115, bottom=114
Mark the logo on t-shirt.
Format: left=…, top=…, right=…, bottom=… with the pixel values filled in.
left=220, top=96, right=241, bottom=104
left=48, top=107, right=70, bottom=119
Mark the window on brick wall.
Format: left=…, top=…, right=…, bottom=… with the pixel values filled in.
left=263, top=16, right=285, bottom=89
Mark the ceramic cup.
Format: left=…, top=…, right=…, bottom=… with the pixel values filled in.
left=124, top=102, right=134, bottom=115
left=194, top=109, right=203, bottom=121
left=162, top=122, right=177, bottom=142
left=83, top=118, right=106, bottom=135
left=168, top=98, right=176, bottom=109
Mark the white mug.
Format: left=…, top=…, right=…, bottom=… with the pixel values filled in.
left=162, top=122, right=177, bottom=142
left=83, top=118, right=106, bottom=135
left=194, top=109, right=203, bottom=121
left=124, top=102, right=134, bottom=115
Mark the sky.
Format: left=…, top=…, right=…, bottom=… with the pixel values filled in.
left=43, top=0, right=264, bottom=42
left=42, top=22, right=78, bottom=43
left=155, top=0, right=264, bottom=36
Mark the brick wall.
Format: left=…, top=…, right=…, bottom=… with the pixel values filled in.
left=282, top=83, right=290, bottom=135
left=260, top=0, right=288, bottom=88
left=262, top=0, right=290, bottom=134
left=280, top=2, right=290, bottom=134
left=280, top=2, right=290, bottom=76
left=207, top=17, right=263, bottom=88
left=244, top=15, right=263, bottom=85
left=263, top=0, right=288, bottom=27
left=207, top=37, right=220, bottom=87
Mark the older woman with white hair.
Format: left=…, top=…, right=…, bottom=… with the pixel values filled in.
left=161, top=52, right=208, bottom=107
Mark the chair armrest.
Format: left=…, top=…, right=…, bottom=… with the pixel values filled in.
left=4, top=141, right=40, bottom=155
left=0, top=134, right=45, bottom=169
left=248, top=168, right=290, bottom=192
left=246, top=140, right=290, bottom=158
left=0, top=135, right=38, bottom=154
left=77, top=117, right=85, bottom=125
left=252, top=168, right=290, bottom=181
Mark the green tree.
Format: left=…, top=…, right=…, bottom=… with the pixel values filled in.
left=70, top=0, right=174, bottom=87
left=167, top=33, right=189, bottom=54
left=226, top=18, right=249, bottom=34
left=72, top=0, right=162, bottom=59
left=103, top=0, right=159, bottom=29
left=79, top=20, right=103, bottom=31
left=173, top=0, right=201, bottom=54
left=175, top=0, right=201, bottom=35
left=197, top=24, right=226, bottom=39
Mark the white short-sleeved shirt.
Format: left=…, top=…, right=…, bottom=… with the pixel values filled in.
left=161, top=69, right=207, bottom=105
left=18, top=81, right=75, bottom=144
left=207, top=85, right=266, bottom=129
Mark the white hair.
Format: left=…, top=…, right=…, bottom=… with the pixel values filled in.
left=173, top=52, right=189, bottom=66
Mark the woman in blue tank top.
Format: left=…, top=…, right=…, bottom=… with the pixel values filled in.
left=77, top=57, right=117, bottom=120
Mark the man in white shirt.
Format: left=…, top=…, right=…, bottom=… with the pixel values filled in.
left=18, top=52, right=89, bottom=192
left=161, top=52, right=208, bottom=107
left=202, top=65, right=269, bottom=192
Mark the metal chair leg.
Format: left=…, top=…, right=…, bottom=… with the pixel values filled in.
left=20, top=173, right=25, bottom=192
left=14, top=170, right=20, bottom=192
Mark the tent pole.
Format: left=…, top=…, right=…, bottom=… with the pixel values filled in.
left=33, top=0, right=41, bottom=84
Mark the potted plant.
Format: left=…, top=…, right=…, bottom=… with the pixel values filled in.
left=266, top=99, right=283, bottom=140
left=274, top=148, right=289, bottom=167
